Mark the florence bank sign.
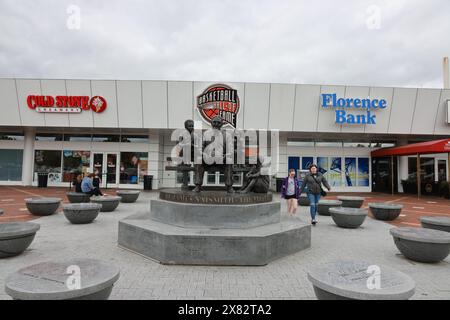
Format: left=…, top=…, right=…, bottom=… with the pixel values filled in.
left=27, top=95, right=107, bottom=113
left=321, top=93, right=387, bottom=125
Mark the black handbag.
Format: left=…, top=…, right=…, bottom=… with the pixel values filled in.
left=312, top=175, right=327, bottom=197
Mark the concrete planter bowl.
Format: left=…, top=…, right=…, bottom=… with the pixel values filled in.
left=420, top=216, right=450, bottom=233
left=390, top=227, right=450, bottom=263
left=90, top=196, right=121, bottom=212
left=369, top=203, right=403, bottom=221
left=116, top=190, right=140, bottom=203
left=0, top=222, right=40, bottom=258
left=5, top=258, right=120, bottom=300
left=307, top=260, right=415, bottom=300
left=66, top=192, right=91, bottom=203
left=63, top=203, right=102, bottom=224
left=330, top=207, right=368, bottom=229
left=25, top=198, right=62, bottom=216
left=336, top=196, right=365, bottom=208
left=317, top=200, right=342, bottom=216
left=298, top=194, right=310, bottom=206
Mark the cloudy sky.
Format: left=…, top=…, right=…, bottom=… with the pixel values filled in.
left=0, top=0, right=449, bottom=88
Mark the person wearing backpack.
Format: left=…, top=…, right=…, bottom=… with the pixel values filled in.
left=299, top=164, right=331, bottom=225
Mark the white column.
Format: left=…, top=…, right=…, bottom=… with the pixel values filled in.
left=21, top=127, right=35, bottom=186
left=397, top=138, right=409, bottom=193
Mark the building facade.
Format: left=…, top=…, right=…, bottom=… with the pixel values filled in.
left=0, top=78, right=449, bottom=193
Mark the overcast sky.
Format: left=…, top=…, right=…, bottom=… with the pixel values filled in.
left=0, top=0, right=449, bottom=88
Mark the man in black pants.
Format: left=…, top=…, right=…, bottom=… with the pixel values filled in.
left=81, top=173, right=103, bottom=196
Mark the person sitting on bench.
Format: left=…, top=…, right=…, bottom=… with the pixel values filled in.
left=81, top=173, right=103, bottom=196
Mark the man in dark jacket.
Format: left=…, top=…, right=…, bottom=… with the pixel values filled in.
left=299, top=164, right=331, bottom=225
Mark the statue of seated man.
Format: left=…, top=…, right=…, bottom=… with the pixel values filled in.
left=238, top=157, right=270, bottom=194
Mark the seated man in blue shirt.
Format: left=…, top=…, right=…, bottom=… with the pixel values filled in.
left=81, top=173, right=103, bottom=196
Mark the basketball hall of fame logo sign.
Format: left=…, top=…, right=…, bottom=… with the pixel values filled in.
left=196, top=84, right=240, bottom=128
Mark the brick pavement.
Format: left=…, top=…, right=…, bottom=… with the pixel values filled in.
left=0, top=187, right=449, bottom=300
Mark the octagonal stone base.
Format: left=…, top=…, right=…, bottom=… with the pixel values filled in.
left=118, top=213, right=311, bottom=266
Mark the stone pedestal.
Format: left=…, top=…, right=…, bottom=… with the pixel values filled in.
left=5, top=258, right=120, bottom=300
left=307, top=260, right=415, bottom=300
left=118, top=189, right=311, bottom=266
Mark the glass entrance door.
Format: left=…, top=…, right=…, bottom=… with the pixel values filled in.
left=92, top=152, right=119, bottom=188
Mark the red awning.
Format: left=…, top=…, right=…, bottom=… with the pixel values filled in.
left=371, top=139, right=450, bottom=157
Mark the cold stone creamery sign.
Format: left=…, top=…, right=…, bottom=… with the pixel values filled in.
left=197, top=84, right=240, bottom=128
left=321, top=93, right=387, bottom=125
left=27, top=95, right=107, bottom=113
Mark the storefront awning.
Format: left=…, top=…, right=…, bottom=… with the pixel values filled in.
left=371, top=139, right=450, bottom=157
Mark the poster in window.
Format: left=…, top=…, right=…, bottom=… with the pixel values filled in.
left=358, top=158, right=370, bottom=186
left=317, top=157, right=328, bottom=176
left=344, top=157, right=356, bottom=186
left=328, top=157, right=342, bottom=186
left=302, top=157, right=314, bottom=170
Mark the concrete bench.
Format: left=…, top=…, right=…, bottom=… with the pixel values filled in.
left=25, top=198, right=61, bottom=216
left=63, top=203, right=102, bottom=224
left=329, top=207, right=368, bottom=229
left=5, top=258, right=120, bottom=300
left=337, top=196, right=365, bottom=208
left=317, top=200, right=342, bottom=216
left=298, top=194, right=310, bottom=206
left=116, top=190, right=140, bottom=203
left=307, top=260, right=415, bottom=300
left=369, top=203, right=403, bottom=221
left=0, top=222, right=40, bottom=258
left=420, top=216, right=450, bottom=233
left=90, top=196, right=121, bottom=212
left=390, top=227, right=450, bottom=263
left=66, top=192, right=91, bottom=203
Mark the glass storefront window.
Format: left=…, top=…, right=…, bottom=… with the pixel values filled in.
left=316, top=142, right=343, bottom=147
left=35, top=133, right=63, bottom=141
left=0, top=149, right=23, bottom=181
left=92, top=135, right=120, bottom=142
left=438, top=160, right=447, bottom=181
left=63, top=134, right=92, bottom=142
left=62, top=151, right=91, bottom=182
left=408, top=157, right=435, bottom=182
left=119, top=152, right=148, bottom=184
left=0, top=133, right=24, bottom=141
left=344, top=157, right=357, bottom=186
left=301, top=157, right=314, bottom=170
left=328, top=157, right=342, bottom=187
left=34, top=150, right=62, bottom=183
left=358, top=158, right=370, bottom=186
left=120, top=135, right=149, bottom=143
left=287, top=141, right=314, bottom=147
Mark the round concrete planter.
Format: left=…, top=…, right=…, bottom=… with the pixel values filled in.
left=116, top=190, right=140, bottom=203
left=336, top=196, right=365, bottom=208
left=369, top=203, right=403, bottom=221
left=25, top=198, right=61, bottom=216
left=298, top=195, right=310, bottom=206
left=390, top=227, right=450, bottom=263
left=63, top=203, right=101, bottom=224
left=66, top=192, right=91, bottom=203
left=90, top=196, right=121, bottom=212
left=420, top=216, right=450, bottom=233
left=0, top=222, right=40, bottom=258
left=5, top=258, right=120, bottom=300
left=307, top=260, right=415, bottom=300
left=317, top=200, right=342, bottom=216
left=329, top=207, right=368, bottom=229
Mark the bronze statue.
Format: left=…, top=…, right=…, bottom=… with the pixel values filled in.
left=193, top=115, right=234, bottom=193
left=238, top=157, right=270, bottom=193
